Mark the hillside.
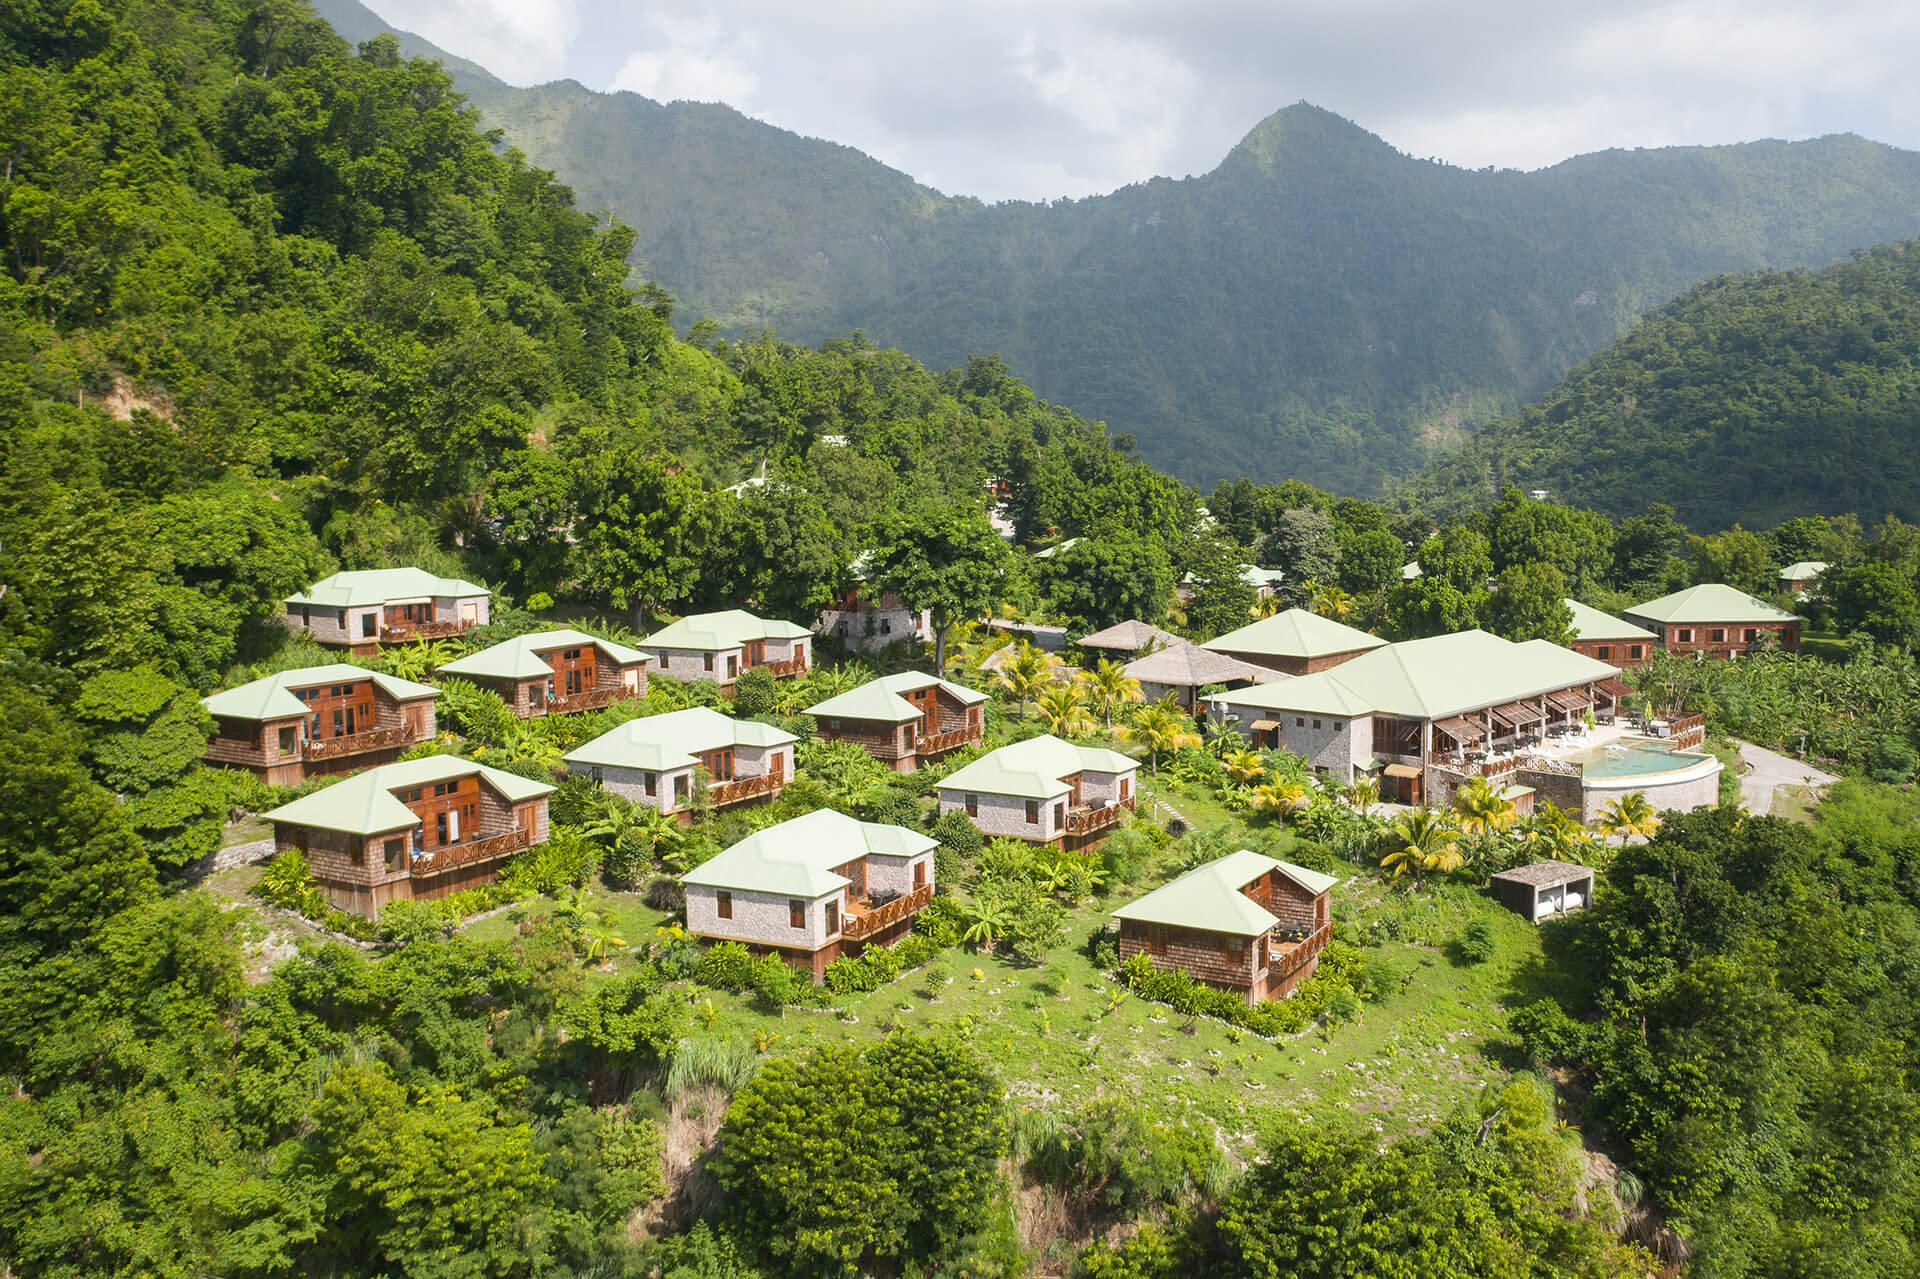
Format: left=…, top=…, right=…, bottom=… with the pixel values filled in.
left=314, top=0, right=1920, bottom=493
left=1408, top=242, right=1920, bottom=528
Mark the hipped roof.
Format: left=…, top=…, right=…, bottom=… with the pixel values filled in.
left=682, top=808, right=936, bottom=896
left=641, top=609, right=812, bottom=653
left=288, top=567, right=487, bottom=608
left=1203, top=609, right=1387, bottom=660
left=1123, top=641, right=1278, bottom=689
left=203, top=663, right=439, bottom=721
left=1563, top=599, right=1655, bottom=643
left=1077, top=619, right=1182, bottom=653
left=1626, top=583, right=1799, bottom=625
left=1111, top=850, right=1337, bottom=935
left=437, top=629, right=649, bottom=681
left=806, top=671, right=987, bottom=724
left=263, top=757, right=553, bottom=836
left=939, top=733, right=1137, bottom=800
left=564, top=707, right=796, bottom=772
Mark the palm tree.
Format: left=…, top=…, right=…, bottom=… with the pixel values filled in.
left=585, top=792, right=683, bottom=864
left=1379, top=808, right=1464, bottom=884
left=1522, top=803, right=1595, bottom=863
left=1310, top=584, right=1355, bottom=622
left=1248, top=780, right=1309, bottom=820
left=1451, top=776, right=1518, bottom=836
left=1597, top=791, right=1659, bottom=843
left=1118, top=703, right=1201, bottom=774
left=962, top=896, right=1013, bottom=950
left=1222, top=747, right=1268, bottom=788
left=994, top=641, right=1054, bottom=720
left=1350, top=776, right=1381, bottom=813
left=1164, top=596, right=1189, bottom=629
left=1249, top=593, right=1283, bottom=619
left=1084, top=658, right=1144, bottom=728
left=1037, top=684, right=1096, bottom=738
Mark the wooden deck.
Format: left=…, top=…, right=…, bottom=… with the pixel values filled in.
left=410, top=826, right=531, bottom=877
left=708, top=773, right=783, bottom=806
left=1066, top=796, right=1134, bottom=835
left=843, top=884, right=934, bottom=941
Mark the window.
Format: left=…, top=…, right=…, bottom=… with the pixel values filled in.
left=880, top=618, right=891, bottom=635
left=1677, top=629, right=1693, bottom=643
left=824, top=901, right=838, bottom=934
left=336, top=609, right=347, bottom=627
left=644, top=772, right=657, bottom=797
left=1744, top=628, right=1759, bottom=642
left=1053, top=802, right=1065, bottom=827
left=913, top=860, right=926, bottom=889
left=1312, top=719, right=1322, bottom=730
left=965, top=794, right=978, bottom=817
left=278, top=726, right=297, bottom=755
left=298, top=606, right=310, bottom=624
left=716, top=891, right=732, bottom=920
left=789, top=899, right=806, bottom=929
left=1333, top=720, right=1344, bottom=731
left=727, top=655, right=738, bottom=679
left=828, top=718, right=841, bottom=731
left=1226, top=937, right=1245, bottom=963
left=703, top=653, right=714, bottom=672
left=350, top=836, right=365, bottom=865
left=361, top=613, right=377, bottom=638
left=1296, top=717, right=1306, bottom=727
left=384, top=838, right=404, bottom=872
left=1630, top=645, right=1644, bottom=659
left=1596, top=645, right=1611, bottom=660
left=673, top=775, right=689, bottom=801
left=1025, top=800, right=1039, bottom=824
left=1147, top=924, right=1168, bottom=955
left=1120, top=777, right=1130, bottom=801
left=1710, top=628, right=1726, bottom=643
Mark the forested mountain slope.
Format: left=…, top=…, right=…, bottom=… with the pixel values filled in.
left=1409, top=243, right=1920, bottom=529
left=316, top=0, right=1920, bottom=493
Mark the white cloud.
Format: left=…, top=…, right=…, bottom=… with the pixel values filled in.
left=608, top=17, right=760, bottom=106
left=371, top=0, right=580, bottom=85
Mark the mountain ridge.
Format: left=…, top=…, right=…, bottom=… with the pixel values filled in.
left=311, top=0, right=1920, bottom=495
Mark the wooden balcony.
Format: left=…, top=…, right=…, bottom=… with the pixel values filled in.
left=381, top=619, right=473, bottom=643
left=1066, top=796, right=1134, bottom=835
left=708, top=773, right=783, bottom=807
left=842, top=884, right=934, bottom=941
left=1670, top=713, right=1707, bottom=750
left=1429, top=753, right=1522, bottom=779
left=915, top=725, right=981, bottom=756
left=1269, top=921, right=1331, bottom=982
left=302, top=723, right=416, bottom=762
left=759, top=656, right=807, bottom=678
left=410, top=826, right=531, bottom=877
left=547, top=686, right=634, bottom=714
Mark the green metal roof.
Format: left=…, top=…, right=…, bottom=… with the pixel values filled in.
left=1032, top=537, right=1082, bottom=560
left=681, top=808, right=936, bottom=896
left=806, top=671, right=987, bottom=723
left=1111, top=850, right=1335, bottom=935
left=263, top=757, right=553, bottom=836
left=287, top=568, right=488, bottom=608
left=640, top=609, right=812, bottom=653
left=938, top=734, right=1137, bottom=800
left=1211, top=630, right=1619, bottom=721
left=564, top=707, right=797, bottom=772
left=1778, top=561, right=1829, bottom=582
left=1563, top=599, right=1655, bottom=643
left=1203, top=609, right=1387, bottom=660
left=202, top=664, right=439, bottom=721
left=437, top=629, right=648, bottom=681
left=1626, top=583, right=1800, bottom=626
left=1240, top=565, right=1286, bottom=590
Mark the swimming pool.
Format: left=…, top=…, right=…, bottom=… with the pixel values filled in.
left=1564, top=737, right=1707, bottom=779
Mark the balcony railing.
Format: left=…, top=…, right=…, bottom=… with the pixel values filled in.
left=708, top=773, right=784, bottom=806
left=842, top=884, right=934, bottom=941
left=381, top=618, right=473, bottom=643
left=410, top=826, right=531, bottom=877
left=302, top=723, right=416, bottom=762
left=1669, top=713, right=1707, bottom=750
left=1430, top=753, right=1522, bottom=779
left=915, top=726, right=981, bottom=756
left=759, top=656, right=807, bottom=678
left=1066, top=796, right=1135, bottom=835
left=546, top=686, right=634, bottom=714
left=1270, top=921, right=1332, bottom=982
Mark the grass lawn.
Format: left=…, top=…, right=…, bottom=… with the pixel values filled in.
left=1799, top=628, right=1849, bottom=663
left=1771, top=784, right=1824, bottom=824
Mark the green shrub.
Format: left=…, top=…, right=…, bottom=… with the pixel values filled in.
left=931, top=809, right=984, bottom=857
left=695, top=940, right=755, bottom=990
left=1086, top=923, right=1120, bottom=971
left=1507, top=998, right=1596, bottom=1066
left=1455, top=919, right=1499, bottom=965
left=732, top=667, right=780, bottom=717
left=914, top=893, right=965, bottom=946
left=748, top=954, right=802, bottom=1005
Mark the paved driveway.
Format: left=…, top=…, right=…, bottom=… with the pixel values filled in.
left=1736, top=741, right=1839, bottom=816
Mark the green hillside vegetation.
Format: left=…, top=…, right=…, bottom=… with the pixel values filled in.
left=1413, top=243, right=1920, bottom=527
left=316, top=0, right=1920, bottom=494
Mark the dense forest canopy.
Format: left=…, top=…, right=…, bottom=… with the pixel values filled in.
left=316, top=0, right=1920, bottom=495
left=1412, top=243, right=1920, bottom=528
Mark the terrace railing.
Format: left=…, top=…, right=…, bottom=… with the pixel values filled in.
left=1066, top=796, right=1135, bottom=835
left=546, top=686, right=633, bottom=714
left=915, top=725, right=981, bottom=756
left=381, top=619, right=472, bottom=643
left=843, top=885, right=934, bottom=941
left=302, top=723, right=416, bottom=762
left=1670, top=713, right=1707, bottom=750
left=410, top=827, right=531, bottom=877
left=708, top=773, right=783, bottom=807
left=1269, top=921, right=1332, bottom=983
left=759, top=656, right=808, bottom=678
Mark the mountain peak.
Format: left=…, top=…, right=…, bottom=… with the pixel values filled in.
left=1221, top=103, right=1398, bottom=174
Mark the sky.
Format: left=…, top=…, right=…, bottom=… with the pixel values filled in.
left=367, top=0, right=1920, bottom=202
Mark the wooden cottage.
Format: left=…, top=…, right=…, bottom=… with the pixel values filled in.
left=681, top=808, right=936, bottom=980
left=1111, top=850, right=1337, bottom=1003
left=263, top=757, right=553, bottom=916
left=564, top=707, right=797, bottom=823
left=807, top=671, right=986, bottom=771
left=201, top=664, right=440, bottom=786
left=285, top=568, right=490, bottom=655
left=435, top=628, right=649, bottom=717
left=936, top=734, right=1137, bottom=849
left=639, top=609, right=812, bottom=692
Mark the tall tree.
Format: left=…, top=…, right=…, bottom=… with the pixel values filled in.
left=864, top=506, right=1012, bottom=674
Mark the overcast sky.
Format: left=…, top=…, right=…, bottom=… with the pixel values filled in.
left=367, top=0, right=1920, bottom=202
